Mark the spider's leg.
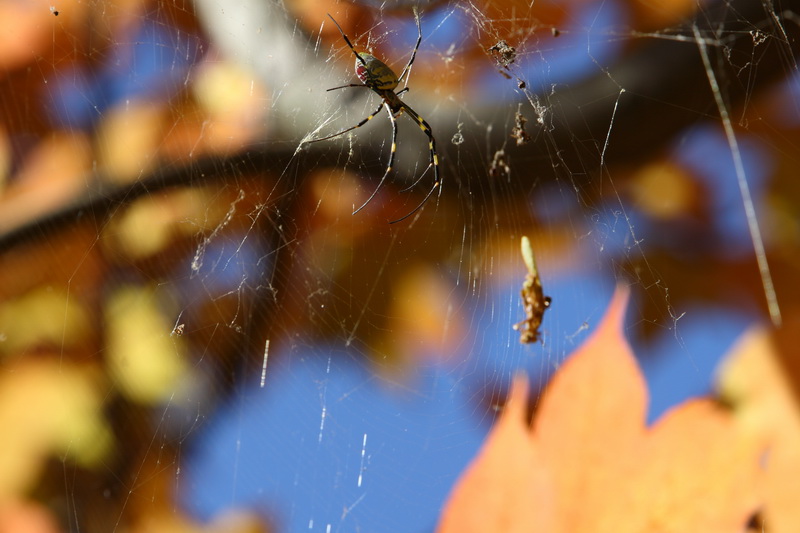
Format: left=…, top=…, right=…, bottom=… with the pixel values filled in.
left=326, top=83, right=369, bottom=92
left=389, top=177, right=440, bottom=223
left=398, top=163, right=430, bottom=193
left=397, top=8, right=422, bottom=84
left=325, top=85, right=406, bottom=94
left=327, top=14, right=369, bottom=71
left=389, top=103, right=439, bottom=223
left=386, top=103, right=439, bottom=222
left=353, top=102, right=397, bottom=215
left=307, top=101, right=384, bottom=144
left=324, top=77, right=408, bottom=97
left=399, top=104, right=438, bottom=186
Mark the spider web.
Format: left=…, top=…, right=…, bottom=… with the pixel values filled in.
left=0, top=0, right=796, bottom=531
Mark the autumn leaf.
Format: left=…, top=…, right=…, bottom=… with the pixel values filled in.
left=434, top=376, right=553, bottom=533
left=718, top=318, right=800, bottom=533
left=0, top=499, right=61, bottom=533
left=0, top=359, right=111, bottom=500
left=437, top=286, right=763, bottom=533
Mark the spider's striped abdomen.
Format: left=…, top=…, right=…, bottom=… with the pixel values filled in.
left=355, top=53, right=398, bottom=91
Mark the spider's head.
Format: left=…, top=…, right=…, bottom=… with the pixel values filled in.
left=355, top=52, right=399, bottom=91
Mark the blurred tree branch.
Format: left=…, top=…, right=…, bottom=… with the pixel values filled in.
left=0, top=0, right=797, bottom=253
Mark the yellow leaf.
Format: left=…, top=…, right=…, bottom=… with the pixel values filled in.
left=718, top=321, right=800, bottom=533
left=0, top=360, right=111, bottom=499
left=106, top=285, right=187, bottom=404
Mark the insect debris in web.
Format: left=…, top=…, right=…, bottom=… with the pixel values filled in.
left=488, top=40, right=517, bottom=69
left=489, top=149, right=510, bottom=180
left=511, top=107, right=531, bottom=146
left=513, top=236, right=551, bottom=344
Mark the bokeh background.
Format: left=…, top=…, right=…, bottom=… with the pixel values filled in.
left=0, top=0, right=799, bottom=531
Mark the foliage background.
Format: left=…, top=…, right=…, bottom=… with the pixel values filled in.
left=0, top=0, right=799, bottom=531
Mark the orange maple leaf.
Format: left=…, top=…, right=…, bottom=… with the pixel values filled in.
left=437, top=286, right=763, bottom=533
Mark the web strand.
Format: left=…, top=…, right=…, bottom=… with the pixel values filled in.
left=693, top=24, right=782, bottom=327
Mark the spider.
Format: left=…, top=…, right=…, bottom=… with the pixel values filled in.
left=307, top=11, right=440, bottom=223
